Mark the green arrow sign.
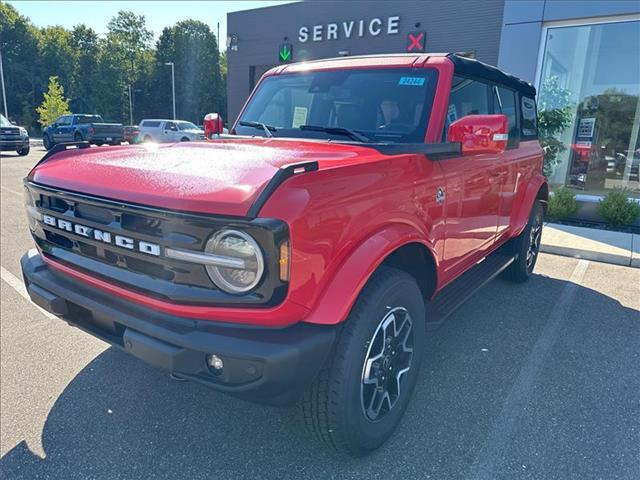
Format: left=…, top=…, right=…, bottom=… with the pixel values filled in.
left=279, top=43, right=292, bottom=63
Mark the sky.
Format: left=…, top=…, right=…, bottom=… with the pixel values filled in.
left=7, top=1, right=295, bottom=48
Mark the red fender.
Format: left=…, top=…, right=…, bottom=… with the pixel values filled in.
left=510, top=174, right=548, bottom=236
left=303, top=224, right=437, bottom=326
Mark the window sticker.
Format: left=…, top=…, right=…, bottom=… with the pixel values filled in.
left=292, top=106, right=308, bottom=128
left=398, top=76, right=425, bottom=86
left=447, top=104, right=457, bottom=123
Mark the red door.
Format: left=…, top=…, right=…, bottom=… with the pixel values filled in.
left=438, top=154, right=502, bottom=284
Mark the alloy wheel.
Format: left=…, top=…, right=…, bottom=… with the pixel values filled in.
left=526, top=214, right=542, bottom=271
left=361, top=306, right=414, bottom=422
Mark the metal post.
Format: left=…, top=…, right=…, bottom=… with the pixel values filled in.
left=171, top=63, right=176, bottom=120
left=0, top=49, right=8, bottom=118
left=163, top=62, right=176, bottom=120
left=128, top=84, right=133, bottom=125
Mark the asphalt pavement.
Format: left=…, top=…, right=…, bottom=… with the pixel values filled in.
left=1, top=147, right=639, bottom=479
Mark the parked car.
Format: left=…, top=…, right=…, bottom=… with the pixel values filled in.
left=139, top=119, right=205, bottom=143
left=42, top=114, right=124, bottom=150
left=0, top=114, right=29, bottom=156
left=21, top=53, right=546, bottom=456
left=123, top=125, right=140, bottom=144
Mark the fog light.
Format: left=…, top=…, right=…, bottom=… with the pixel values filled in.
left=207, top=354, right=224, bottom=371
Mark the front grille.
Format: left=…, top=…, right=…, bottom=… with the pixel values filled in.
left=0, top=128, right=20, bottom=136
left=26, top=183, right=289, bottom=307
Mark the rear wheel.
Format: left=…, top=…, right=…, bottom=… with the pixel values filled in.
left=74, top=132, right=83, bottom=142
left=143, top=135, right=152, bottom=143
left=42, top=133, right=53, bottom=150
left=180, top=137, right=190, bottom=142
left=301, top=267, right=425, bottom=456
left=505, top=200, right=544, bottom=283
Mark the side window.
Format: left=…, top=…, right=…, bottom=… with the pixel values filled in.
left=165, top=122, right=177, bottom=131
left=57, top=116, right=69, bottom=126
left=521, top=96, right=538, bottom=138
left=493, top=86, right=519, bottom=147
left=445, top=76, right=491, bottom=135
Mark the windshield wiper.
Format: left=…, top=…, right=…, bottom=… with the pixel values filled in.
left=299, top=125, right=370, bottom=143
left=238, top=120, right=276, bottom=138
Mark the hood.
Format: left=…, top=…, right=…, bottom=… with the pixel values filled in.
left=29, top=139, right=384, bottom=217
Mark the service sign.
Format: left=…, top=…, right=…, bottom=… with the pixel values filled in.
left=298, top=16, right=400, bottom=42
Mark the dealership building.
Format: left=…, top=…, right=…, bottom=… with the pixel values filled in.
left=227, top=0, right=640, bottom=215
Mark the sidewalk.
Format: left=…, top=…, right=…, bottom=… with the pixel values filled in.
left=541, top=223, right=639, bottom=268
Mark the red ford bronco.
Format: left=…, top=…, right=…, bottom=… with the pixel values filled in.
left=21, top=53, right=546, bottom=456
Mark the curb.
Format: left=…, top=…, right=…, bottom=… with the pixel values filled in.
left=540, top=222, right=639, bottom=268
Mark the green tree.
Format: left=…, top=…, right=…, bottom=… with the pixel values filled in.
left=70, top=24, right=100, bottom=112
left=154, top=20, right=224, bottom=123
left=0, top=3, right=40, bottom=128
left=537, top=76, right=574, bottom=178
left=36, top=76, right=70, bottom=126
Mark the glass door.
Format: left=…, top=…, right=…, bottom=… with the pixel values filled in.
left=537, top=19, right=640, bottom=196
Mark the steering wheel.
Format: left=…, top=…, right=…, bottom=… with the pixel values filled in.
left=379, top=122, right=414, bottom=133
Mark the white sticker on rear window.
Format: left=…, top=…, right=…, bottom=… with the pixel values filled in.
left=398, top=77, right=425, bottom=86
left=292, top=106, right=308, bottom=128
left=447, top=104, right=457, bottom=123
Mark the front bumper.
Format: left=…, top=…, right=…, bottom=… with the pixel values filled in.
left=0, top=138, right=29, bottom=150
left=21, top=251, right=336, bottom=405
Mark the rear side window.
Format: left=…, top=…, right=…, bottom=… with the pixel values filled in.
left=494, top=86, right=519, bottom=147
left=521, top=96, right=538, bottom=138
left=76, top=115, right=101, bottom=125
left=446, top=76, right=491, bottom=127
left=165, top=122, right=178, bottom=131
left=142, top=121, right=161, bottom=128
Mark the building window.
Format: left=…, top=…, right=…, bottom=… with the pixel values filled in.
left=537, top=19, right=640, bottom=196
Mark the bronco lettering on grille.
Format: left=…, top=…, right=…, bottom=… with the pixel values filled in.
left=42, top=214, right=161, bottom=256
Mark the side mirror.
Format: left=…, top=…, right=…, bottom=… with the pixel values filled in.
left=203, top=113, right=224, bottom=138
left=448, top=114, right=508, bottom=155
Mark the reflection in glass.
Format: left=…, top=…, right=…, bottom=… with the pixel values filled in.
left=538, top=20, right=640, bottom=196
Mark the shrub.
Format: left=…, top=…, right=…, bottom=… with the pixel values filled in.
left=548, top=187, right=579, bottom=220
left=596, top=190, right=640, bottom=227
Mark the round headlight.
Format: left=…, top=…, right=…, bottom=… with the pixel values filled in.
left=205, top=229, right=264, bottom=293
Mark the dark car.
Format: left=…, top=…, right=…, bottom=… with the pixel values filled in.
left=42, top=114, right=124, bottom=150
left=123, top=125, right=140, bottom=144
left=0, top=114, right=30, bottom=156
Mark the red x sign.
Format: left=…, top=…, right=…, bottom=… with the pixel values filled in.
left=406, top=31, right=426, bottom=52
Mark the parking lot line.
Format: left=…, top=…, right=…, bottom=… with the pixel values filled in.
left=1, top=265, right=56, bottom=320
left=1, top=185, right=22, bottom=197
left=466, top=259, right=590, bottom=480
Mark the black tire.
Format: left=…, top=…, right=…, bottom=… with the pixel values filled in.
left=301, top=267, right=426, bottom=456
left=143, top=135, right=152, bottom=143
left=42, top=133, right=53, bottom=150
left=74, top=132, right=83, bottom=142
left=180, top=137, right=190, bottom=142
left=17, top=146, right=30, bottom=156
left=504, top=200, right=544, bottom=283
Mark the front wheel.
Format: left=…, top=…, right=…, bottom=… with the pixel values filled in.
left=504, top=200, right=544, bottom=283
left=74, top=132, right=83, bottom=142
left=17, top=146, right=30, bottom=156
left=301, top=267, right=425, bottom=456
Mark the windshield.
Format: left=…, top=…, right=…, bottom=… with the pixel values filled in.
left=177, top=121, right=200, bottom=131
left=236, top=68, right=438, bottom=143
left=76, top=115, right=102, bottom=124
left=0, top=114, right=10, bottom=127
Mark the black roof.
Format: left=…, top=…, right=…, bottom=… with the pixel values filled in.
left=446, top=53, right=536, bottom=97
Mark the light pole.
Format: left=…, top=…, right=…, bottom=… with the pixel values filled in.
left=0, top=49, right=8, bottom=118
left=164, top=62, right=175, bottom=120
left=128, top=84, right=133, bottom=125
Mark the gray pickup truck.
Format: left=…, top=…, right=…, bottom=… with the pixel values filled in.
left=42, top=114, right=124, bottom=150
